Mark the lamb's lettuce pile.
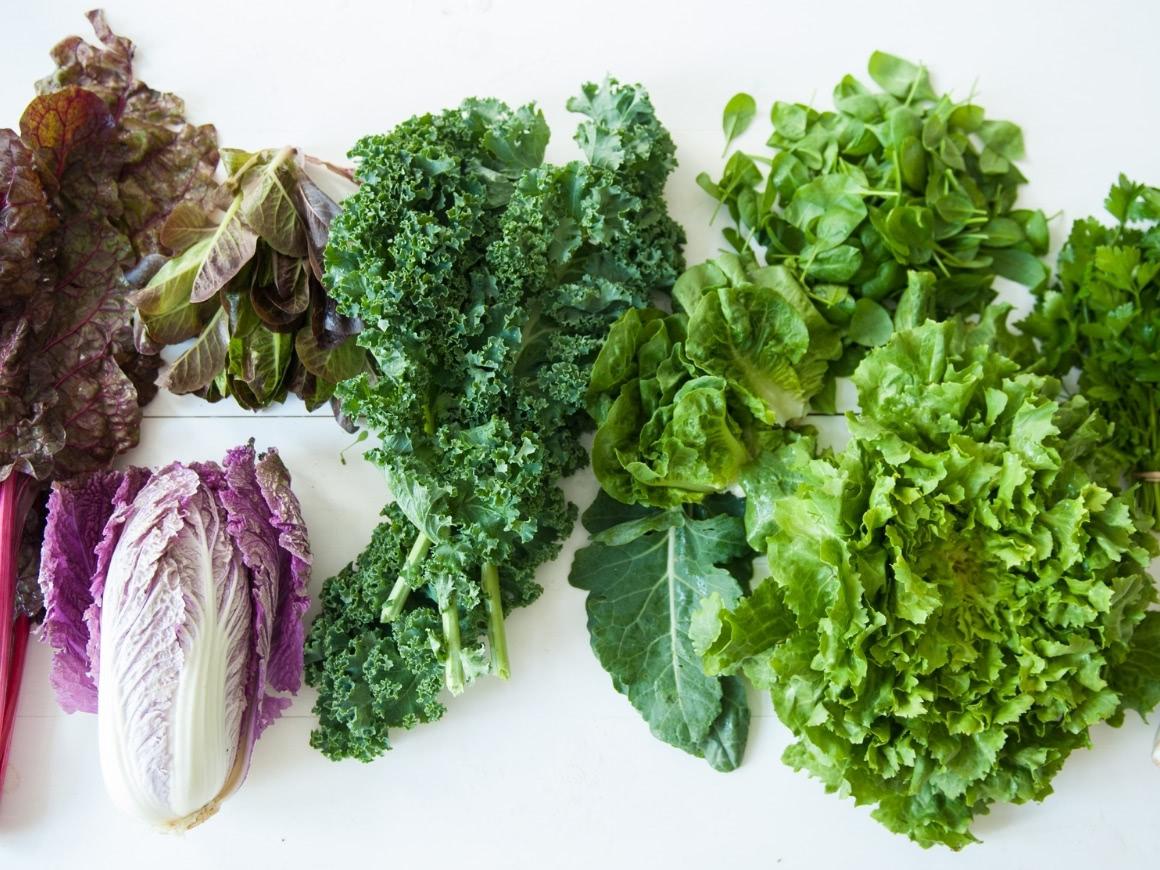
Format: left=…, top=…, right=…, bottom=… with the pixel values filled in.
left=305, top=79, right=685, bottom=761
left=696, top=312, right=1160, bottom=848
left=699, top=52, right=1049, bottom=408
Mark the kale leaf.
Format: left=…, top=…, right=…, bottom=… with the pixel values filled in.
left=306, top=79, right=684, bottom=760
left=569, top=491, right=752, bottom=771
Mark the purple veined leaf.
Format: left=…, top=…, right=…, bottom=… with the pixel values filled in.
left=19, top=87, right=115, bottom=186
left=0, top=131, right=56, bottom=298
left=38, top=10, right=220, bottom=256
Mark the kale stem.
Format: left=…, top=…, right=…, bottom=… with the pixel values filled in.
left=482, top=563, right=510, bottom=680
left=441, top=593, right=465, bottom=695
left=381, top=531, right=431, bottom=622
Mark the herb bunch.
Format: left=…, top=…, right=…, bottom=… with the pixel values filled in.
left=1022, top=175, right=1160, bottom=522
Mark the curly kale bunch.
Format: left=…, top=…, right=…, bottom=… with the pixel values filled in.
left=305, top=79, right=685, bottom=761
left=698, top=311, right=1160, bottom=848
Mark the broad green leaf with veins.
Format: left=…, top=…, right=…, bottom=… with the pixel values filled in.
left=569, top=492, right=751, bottom=771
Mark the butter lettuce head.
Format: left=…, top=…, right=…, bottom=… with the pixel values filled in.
left=586, top=255, right=840, bottom=509
left=702, top=310, right=1160, bottom=849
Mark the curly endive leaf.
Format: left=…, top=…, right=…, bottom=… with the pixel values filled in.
left=707, top=312, right=1160, bottom=849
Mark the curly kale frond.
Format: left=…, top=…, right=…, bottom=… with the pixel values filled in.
left=307, top=79, right=684, bottom=760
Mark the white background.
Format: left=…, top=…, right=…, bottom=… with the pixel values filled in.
left=3, top=1, right=1160, bottom=867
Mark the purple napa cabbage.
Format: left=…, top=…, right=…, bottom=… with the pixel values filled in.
left=38, top=443, right=310, bottom=830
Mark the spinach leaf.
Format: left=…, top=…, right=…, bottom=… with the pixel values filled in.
left=700, top=51, right=1050, bottom=397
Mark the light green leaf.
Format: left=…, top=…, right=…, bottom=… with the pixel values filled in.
left=722, top=92, right=757, bottom=152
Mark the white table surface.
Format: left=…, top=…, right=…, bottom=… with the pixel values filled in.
left=3, top=1, right=1159, bottom=867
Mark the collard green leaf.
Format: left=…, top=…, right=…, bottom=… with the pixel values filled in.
left=569, top=492, right=751, bottom=770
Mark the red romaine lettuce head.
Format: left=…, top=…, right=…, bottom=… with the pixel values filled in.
left=0, top=10, right=219, bottom=486
left=38, top=443, right=311, bottom=829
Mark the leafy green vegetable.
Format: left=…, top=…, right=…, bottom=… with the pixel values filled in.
left=698, top=51, right=1048, bottom=388
left=1022, top=175, right=1160, bottom=522
left=569, top=492, right=752, bottom=771
left=134, top=147, right=367, bottom=411
left=586, top=254, right=837, bottom=508
left=0, top=11, right=218, bottom=789
left=306, top=79, right=685, bottom=760
left=721, top=92, right=756, bottom=153
left=699, top=312, right=1160, bottom=848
